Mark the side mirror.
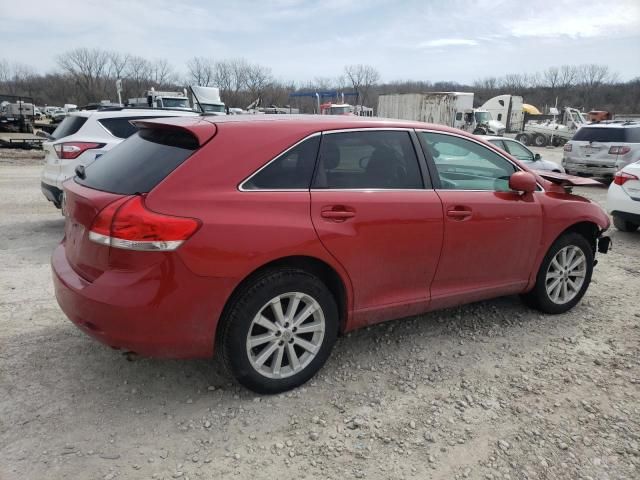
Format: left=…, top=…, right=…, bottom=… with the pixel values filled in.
left=534, top=153, right=541, bottom=161
left=509, top=171, right=537, bottom=193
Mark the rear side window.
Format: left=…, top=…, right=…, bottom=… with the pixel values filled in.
left=76, top=128, right=197, bottom=194
left=573, top=127, right=626, bottom=143
left=51, top=116, right=87, bottom=140
left=625, top=127, right=640, bottom=143
left=313, top=130, right=424, bottom=189
left=242, top=136, right=320, bottom=190
left=98, top=116, right=168, bottom=139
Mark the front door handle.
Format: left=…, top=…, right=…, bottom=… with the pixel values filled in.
left=321, top=208, right=356, bottom=221
left=446, top=208, right=472, bottom=220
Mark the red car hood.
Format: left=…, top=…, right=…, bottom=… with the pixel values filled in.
left=536, top=171, right=605, bottom=188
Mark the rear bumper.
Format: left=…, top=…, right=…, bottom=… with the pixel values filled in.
left=51, top=243, right=234, bottom=359
left=41, top=182, right=62, bottom=208
left=611, top=210, right=640, bottom=225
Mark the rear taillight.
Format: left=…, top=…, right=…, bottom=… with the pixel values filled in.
left=563, top=143, right=572, bottom=152
left=89, top=196, right=200, bottom=251
left=613, top=171, right=639, bottom=186
left=54, top=142, right=104, bottom=160
left=608, top=146, right=631, bottom=155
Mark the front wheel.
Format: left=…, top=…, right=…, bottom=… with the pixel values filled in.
left=521, top=233, right=594, bottom=314
left=218, top=269, right=338, bottom=394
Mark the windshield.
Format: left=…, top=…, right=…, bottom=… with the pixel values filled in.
left=329, top=106, right=350, bottom=115
left=474, top=111, right=493, bottom=123
left=162, top=98, right=189, bottom=108
left=202, top=104, right=226, bottom=113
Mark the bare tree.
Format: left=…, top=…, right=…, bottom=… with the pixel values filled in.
left=151, top=58, right=176, bottom=86
left=107, top=51, right=130, bottom=80
left=187, top=56, right=215, bottom=86
left=558, top=65, right=578, bottom=90
left=344, top=64, right=380, bottom=107
left=57, top=48, right=111, bottom=102
left=245, top=64, right=272, bottom=102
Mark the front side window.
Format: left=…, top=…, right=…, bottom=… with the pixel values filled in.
left=313, top=130, right=424, bottom=189
left=419, top=132, right=516, bottom=191
left=503, top=140, right=534, bottom=162
left=242, top=135, right=320, bottom=190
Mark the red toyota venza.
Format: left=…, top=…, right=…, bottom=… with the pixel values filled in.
left=52, top=115, right=611, bottom=393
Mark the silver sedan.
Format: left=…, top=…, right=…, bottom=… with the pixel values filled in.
left=483, top=136, right=566, bottom=173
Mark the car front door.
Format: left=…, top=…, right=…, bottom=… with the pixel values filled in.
left=310, top=129, right=443, bottom=329
left=502, top=139, right=537, bottom=169
left=417, top=131, right=543, bottom=309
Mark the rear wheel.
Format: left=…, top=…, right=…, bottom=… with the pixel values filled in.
left=521, top=233, right=593, bottom=314
left=532, top=133, right=548, bottom=147
left=218, top=269, right=338, bottom=394
left=613, top=216, right=639, bottom=232
left=515, top=133, right=531, bottom=145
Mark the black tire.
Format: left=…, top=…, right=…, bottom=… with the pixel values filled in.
left=533, top=133, right=548, bottom=147
left=521, top=233, right=594, bottom=314
left=515, top=133, right=531, bottom=145
left=218, top=269, right=338, bottom=394
left=552, top=137, right=567, bottom=147
left=613, top=216, right=639, bottom=232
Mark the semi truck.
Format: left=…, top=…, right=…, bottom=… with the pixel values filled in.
left=128, top=88, right=191, bottom=110
left=190, top=85, right=226, bottom=115
left=480, top=94, right=524, bottom=133
left=377, top=92, right=506, bottom=135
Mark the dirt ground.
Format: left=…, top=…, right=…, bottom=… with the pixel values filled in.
left=1, top=147, right=638, bottom=480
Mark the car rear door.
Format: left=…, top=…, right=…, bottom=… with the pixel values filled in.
left=417, top=130, right=543, bottom=309
left=310, top=129, right=443, bottom=329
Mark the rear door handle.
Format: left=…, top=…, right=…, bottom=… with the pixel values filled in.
left=446, top=208, right=472, bottom=220
left=321, top=209, right=356, bottom=221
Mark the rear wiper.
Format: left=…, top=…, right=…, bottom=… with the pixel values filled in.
left=75, top=165, right=86, bottom=179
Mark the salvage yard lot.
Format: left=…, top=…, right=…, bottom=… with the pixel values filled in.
left=1, top=149, right=638, bottom=480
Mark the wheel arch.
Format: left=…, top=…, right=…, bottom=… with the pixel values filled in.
left=216, top=255, right=350, bottom=343
left=558, top=221, right=600, bottom=253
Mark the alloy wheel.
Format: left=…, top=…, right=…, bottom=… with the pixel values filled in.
left=545, top=246, right=587, bottom=304
left=246, top=292, right=326, bottom=379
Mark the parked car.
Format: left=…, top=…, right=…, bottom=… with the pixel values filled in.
left=40, top=108, right=199, bottom=208
left=562, top=121, right=640, bottom=180
left=607, top=161, right=640, bottom=232
left=483, top=136, right=565, bottom=173
left=52, top=116, right=611, bottom=393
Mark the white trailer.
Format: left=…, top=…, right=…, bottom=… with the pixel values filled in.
left=377, top=92, right=505, bottom=135
left=480, top=94, right=524, bottom=133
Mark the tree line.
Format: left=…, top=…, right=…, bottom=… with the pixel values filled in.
left=1, top=47, right=638, bottom=115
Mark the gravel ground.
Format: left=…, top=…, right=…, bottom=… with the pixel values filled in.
left=1, top=148, right=638, bottom=480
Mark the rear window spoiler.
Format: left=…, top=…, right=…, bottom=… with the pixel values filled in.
left=537, top=171, right=605, bottom=187
left=130, top=118, right=217, bottom=146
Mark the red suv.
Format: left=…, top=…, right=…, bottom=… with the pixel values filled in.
left=53, top=116, right=610, bottom=393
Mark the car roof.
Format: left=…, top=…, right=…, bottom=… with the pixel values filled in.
left=67, top=109, right=200, bottom=120
left=140, top=113, right=471, bottom=137
left=581, top=121, right=640, bottom=129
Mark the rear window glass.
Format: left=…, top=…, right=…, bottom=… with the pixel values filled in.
left=51, top=116, right=88, bottom=140
left=572, top=127, right=630, bottom=143
left=98, top=116, right=170, bottom=139
left=75, top=128, right=198, bottom=194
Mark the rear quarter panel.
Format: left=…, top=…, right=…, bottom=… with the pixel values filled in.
left=145, top=122, right=354, bottom=331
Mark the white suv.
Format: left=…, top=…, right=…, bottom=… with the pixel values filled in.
left=40, top=108, right=199, bottom=208
left=562, top=121, right=640, bottom=180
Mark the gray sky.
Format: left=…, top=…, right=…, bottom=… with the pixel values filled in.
left=1, top=0, right=639, bottom=83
